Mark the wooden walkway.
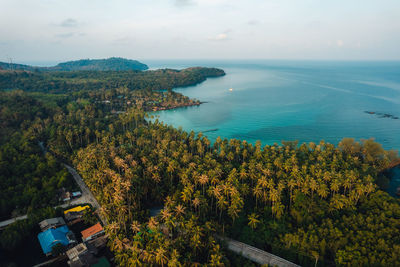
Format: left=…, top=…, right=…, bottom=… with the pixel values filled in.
left=221, top=237, right=300, bottom=267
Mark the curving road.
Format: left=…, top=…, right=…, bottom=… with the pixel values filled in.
left=0, top=164, right=107, bottom=230
left=63, top=164, right=107, bottom=226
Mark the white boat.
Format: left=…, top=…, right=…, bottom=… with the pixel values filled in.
left=229, top=88, right=233, bottom=92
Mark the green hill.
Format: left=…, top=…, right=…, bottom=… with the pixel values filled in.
left=0, top=57, right=148, bottom=71
left=51, top=57, right=148, bottom=71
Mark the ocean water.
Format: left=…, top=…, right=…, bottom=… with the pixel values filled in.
left=147, top=60, right=400, bottom=196
left=147, top=60, right=400, bottom=151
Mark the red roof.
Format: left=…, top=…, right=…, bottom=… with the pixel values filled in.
left=81, top=223, right=103, bottom=240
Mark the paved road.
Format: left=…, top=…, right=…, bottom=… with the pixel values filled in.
left=0, top=164, right=107, bottom=230
left=221, top=237, right=300, bottom=267
left=63, top=164, right=107, bottom=226
left=0, top=198, right=88, bottom=230
left=0, top=214, right=28, bottom=229
left=39, top=142, right=106, bottom=225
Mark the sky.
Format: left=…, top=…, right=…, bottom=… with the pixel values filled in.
left=0, top=0, right=399, bottom=63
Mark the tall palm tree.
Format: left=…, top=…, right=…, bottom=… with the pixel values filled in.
left=309, top=178, right=318, bottom=199
left=155, top=247, right=168, bottom=267
left=317, top=183, right=329, bottom=199
left=287, top=179, right=296, bottom=207
left=198, top=174, right=209, bottom=194
left=161, top=208, right=172, bottom=222
left=248, top=213, right=260, bottom=230
left=192, top=197, right=201, bottom=214
left=175, top=204, right=186, bottom=217
left=131, top=220, right=141, bottom=234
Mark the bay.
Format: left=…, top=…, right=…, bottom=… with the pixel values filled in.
left=147, top=60, right=400, bottom=151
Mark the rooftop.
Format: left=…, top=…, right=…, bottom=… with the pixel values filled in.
left=81, top=223, right=104, bottom=240
left=39, top=217, right=66, bottom=231
left=37, top=225, right=74, bottom=254
left=64, top=205, right=90, bottom=215
left=66, top=243, right=88, bottom=260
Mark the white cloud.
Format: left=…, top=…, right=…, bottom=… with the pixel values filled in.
left=55, top=32, right=75, bottom=38
left=174, top=0, right=195, bottom=7
left=60, top=18, right=79, bottom=28
left=247, top=20, right=259, bottom=26
left=1, top=0, right=399, bottom=60
left=208, top=33, right=229, bottom=41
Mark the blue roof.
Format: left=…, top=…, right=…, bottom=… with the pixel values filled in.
left=72, top=191, right=81, bottom=197
left=38, top=225, right=71, bottom=254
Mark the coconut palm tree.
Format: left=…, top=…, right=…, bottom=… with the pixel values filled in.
left=155, top=247, right=168, bottom=267
left=198, top=174, right=209, bottom=194
left=175, top=204, right=186, bottom=217
left=317, top=183, right=329, bottom=199
left=248, top=213, right=260, bottom=230
left=131, top=220, right=141, bottom=234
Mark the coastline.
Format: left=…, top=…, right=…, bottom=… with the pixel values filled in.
left=147, top=101, right=207, bottom=112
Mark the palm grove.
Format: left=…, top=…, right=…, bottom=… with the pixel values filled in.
left=0, top=66, right=399, bottom=266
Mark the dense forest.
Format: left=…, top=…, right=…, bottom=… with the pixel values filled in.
left=0, top=57, right=149, bottom=71
left=0, top=93, right=75, bottom=220
left=0, top=67, right=225, bottom=93
left=0, top=64, right=399, bottom=266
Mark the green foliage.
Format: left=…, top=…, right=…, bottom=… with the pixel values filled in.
left=82, top=207, right=99, bottom=226
left=0, top=57, right=148, bottom=71
left=74, top=110, right=399, bottom=265
left=51, top=243, right=66, bottom=256
left=52, top=57, right=148, bottom=71
left=0, top=133, right=73, bottom=218
left=0, top=68, right=399, bottom=266
left=0, top=207, right=58, bottom=251
left=0, top=67, right=225, bottom=94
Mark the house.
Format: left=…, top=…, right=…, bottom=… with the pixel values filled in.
left=38, top=225, right=77, bottom=256
left=72, top=191, right=82, bottom=198
left=64, top=205, right=90, bottom=221
left=61, top=191, right=72, bottom=202
left=66, top=243, right=97, bottom=267
left=81, top=223, right=105, bottom=242
left=87, top=235, right=107, bottom=249
left=39, top=217, right=66, bottom=232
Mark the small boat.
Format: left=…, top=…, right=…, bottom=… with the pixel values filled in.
left=229, top=88, right=233, bottom=92
left=396, top=187, right=400, bottom=196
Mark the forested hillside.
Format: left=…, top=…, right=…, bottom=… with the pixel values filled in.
left=0, top=93, right=75, bottom=220
left=51, top=57, right=148, bottom=71
left=0, top=57, right=148, bottom=71
left=0, top=67, right=225, bottom=93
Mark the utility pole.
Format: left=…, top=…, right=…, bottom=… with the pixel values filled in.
left=7, top=56, right=15, bottom=89
left=7, top=56, right=13, bottom=71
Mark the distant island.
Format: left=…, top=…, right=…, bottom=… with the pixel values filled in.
left=0, top=65, right=225, bottom=111
left=0, top=57, right=149, bottom=71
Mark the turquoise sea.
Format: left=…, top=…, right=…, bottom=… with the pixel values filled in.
left=148, top=60, right=400, bottom=149
left=147, top=60, right=400, bottom=196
